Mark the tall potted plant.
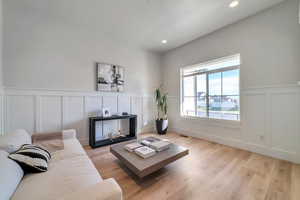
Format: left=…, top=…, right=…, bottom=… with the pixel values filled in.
left=155, top=87, right=168, bottom=135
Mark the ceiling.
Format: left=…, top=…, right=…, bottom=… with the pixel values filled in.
left=5, top=0, right=286, bottom=53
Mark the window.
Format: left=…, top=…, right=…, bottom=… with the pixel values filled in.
left=181, top=54, right=240, bottom=121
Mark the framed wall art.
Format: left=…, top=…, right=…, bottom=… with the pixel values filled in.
left=96, top=63, right=124, bottom=92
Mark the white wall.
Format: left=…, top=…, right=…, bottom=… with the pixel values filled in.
left=162, top=0, right=300, bottom=94
left=1, top=0, right=161, bottom=140
left=2, top=0, right=161, bottom=94
left=162, top=0, right=300, bottom=163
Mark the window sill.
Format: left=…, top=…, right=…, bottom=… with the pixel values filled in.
left=180, top=115, right=241, bottom=129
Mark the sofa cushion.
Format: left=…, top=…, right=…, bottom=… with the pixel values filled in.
left=51, top=138, right=87, bottom=162
left=9, top=144, right=51, bottom=173
left=59, top=178, right=123, bottom=200
left=11, top=154, right=102, bottom=200
left=0, top=129, right=32, bottom=153
left=0, top=150, right=24, bottom=200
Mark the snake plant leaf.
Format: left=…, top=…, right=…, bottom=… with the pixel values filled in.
left=155, top=88, right=161, bottom=105
left=155, top=88, right=168, bottom=119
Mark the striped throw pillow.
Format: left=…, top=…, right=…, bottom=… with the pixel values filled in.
left=8, top=144, right=51, bottom=173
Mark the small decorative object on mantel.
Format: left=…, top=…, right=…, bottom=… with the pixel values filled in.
left=96, top=62, right=124, bottom=92
left=102, top=108, right=111, bottom=117
left=108, top=130, right=126, bottom=141
left=155, top=87, right=168, bottom=135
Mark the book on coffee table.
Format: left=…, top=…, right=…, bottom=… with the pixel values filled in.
left=140, top=137, right=161, bottom=146
left=124, top=142, right=143, bottom=152
left=134, top=146, right=156, bottom=158
left=149, top=141, right=171, bottom=152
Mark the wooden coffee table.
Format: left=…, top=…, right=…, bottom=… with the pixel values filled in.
left=110, top=137, right=189, bottom=178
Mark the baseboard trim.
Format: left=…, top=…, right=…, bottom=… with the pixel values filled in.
left=169, top=127, right=300, bottom=164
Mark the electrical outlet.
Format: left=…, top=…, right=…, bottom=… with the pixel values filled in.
left=297, top=81, right=300, bottom=86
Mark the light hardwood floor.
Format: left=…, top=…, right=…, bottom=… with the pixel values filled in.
left=85, top=132, right=300, bottom=200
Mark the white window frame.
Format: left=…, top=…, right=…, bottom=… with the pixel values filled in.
left=180, top=54, right=241, bottom=123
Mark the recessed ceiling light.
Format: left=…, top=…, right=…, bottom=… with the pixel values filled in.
left=229, top=0, right=239, bottom=8
left=161, top=40, right=167, bottom=44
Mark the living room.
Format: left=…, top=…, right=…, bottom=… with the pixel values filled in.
left=0, top=0, right=300, bottom=199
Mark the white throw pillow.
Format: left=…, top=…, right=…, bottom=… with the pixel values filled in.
left=0, top=150, right=24, bottom=200
left=0, top=129, right=32, bottom=153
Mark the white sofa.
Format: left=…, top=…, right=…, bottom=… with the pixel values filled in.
left=0, top=129, right=123, bottom=200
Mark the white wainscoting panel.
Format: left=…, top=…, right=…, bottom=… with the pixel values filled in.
left=3, top=88, right=155, bottom=145
left=85, top=96, right=102, bottom=117
left=102, top=95, right=118, bottom=137
left=142, top=97, right=155, bottom=132
left=63, top=96, right=86, bottom=140
left=168, top=85, right=300, bottom=164
left=118, top=95, right=131, bottom=114
left=270, top=92, right=299, bottom=154
left=103, top=96, right=118, bottom=115
left=242, top=93, right=266, bottom=146
left=5, top=95, right=36, bottom=134
left=131, top=96, right=143, bottom=134
left=118, top=95, right=131, bottom=134
left=85, top=96, right=103, bottom=141
left=40, top=96, right=62, bottom=133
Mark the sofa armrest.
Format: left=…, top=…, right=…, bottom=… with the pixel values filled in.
left=62, top=129, right=77, bottom=140
left=32, top=129, right=77, bottom=141
left=59, top=178, right=122, bottom=200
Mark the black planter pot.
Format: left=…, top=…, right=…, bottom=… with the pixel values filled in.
left=155, top=119, right=168, bottom=135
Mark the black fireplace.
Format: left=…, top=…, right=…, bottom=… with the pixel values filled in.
left=89, top=115, right=137, bottom=148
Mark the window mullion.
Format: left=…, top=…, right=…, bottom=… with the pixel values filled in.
left=206, top=73, right=209, bottom=118
left=221, top=71, right=223, bottom=118
left=181, top=73, right=185, bottom=116
left=194, top=75, right=197, bottom=116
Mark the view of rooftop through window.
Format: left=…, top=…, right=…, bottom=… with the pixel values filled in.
left=181, top=54, right=240, bottom=121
